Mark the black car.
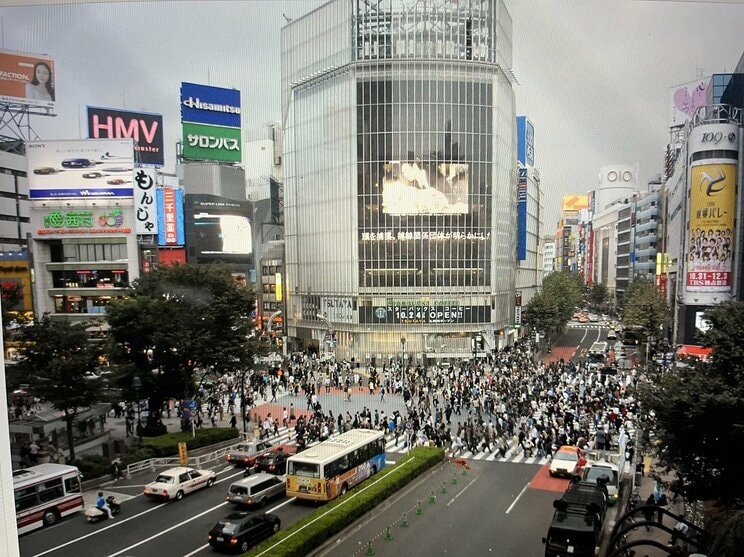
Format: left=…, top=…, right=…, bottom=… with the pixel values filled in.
left=254, top=452, right=289, bottom=475
left=208, top=512, right=280, bottom=553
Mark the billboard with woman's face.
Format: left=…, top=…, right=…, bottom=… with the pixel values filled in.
left=0, top=50, right=55, bottom=109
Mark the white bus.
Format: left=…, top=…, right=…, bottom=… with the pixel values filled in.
left=286, top=429, right=386, bottom=502
left=14, top=463, right=84, bottom=534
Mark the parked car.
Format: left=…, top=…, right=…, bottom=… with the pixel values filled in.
left=208, top=512, right=280, bottom=553
left=226, top=473, right=285, bottom=507
left=254, top=452, right=289, bottom=475
left=143, top=466, right=216, bottom=501
left=549, top=445, right=586, bottom=478
left=226, top=440, right=277, bottom=469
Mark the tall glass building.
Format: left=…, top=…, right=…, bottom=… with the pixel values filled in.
left=281, top=0, right=517, bottom=363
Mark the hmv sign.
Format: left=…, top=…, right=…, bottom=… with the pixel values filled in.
left=87, top=106, right=164, bottom=166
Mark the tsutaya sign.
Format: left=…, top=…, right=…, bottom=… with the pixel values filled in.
left=37, top=209, right=131, bottom=235
left=320, top=297, right=354, bottom=324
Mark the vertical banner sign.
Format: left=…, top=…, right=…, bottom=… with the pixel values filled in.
left=178, top=442, right=188, bottom=465
left=514, top=290, right=522, bottom=325
left=163, top=188, right=178, bottom=245
left=687, top=163, right=736, bottom=292
left=134, top=168, right=158, bottom=235
left=517, top=167, right=528, bottom=261
left=157, top=188, right=185, bottom=246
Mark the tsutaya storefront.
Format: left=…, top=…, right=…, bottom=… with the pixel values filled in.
left=27, top=139, right=141, bottom=322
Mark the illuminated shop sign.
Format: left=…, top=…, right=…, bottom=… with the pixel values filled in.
left=361, top=231, right=490, bottom=241
left=38, top=209, right=131, bottom=235
left=360, top=303, right=491, bottom=324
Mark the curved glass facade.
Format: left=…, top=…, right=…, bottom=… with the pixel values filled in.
left=282, top=0, right=516, bottom=358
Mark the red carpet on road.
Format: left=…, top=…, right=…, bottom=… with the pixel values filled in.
left=542, top=346, right=576, bottom=365
left=529, top=465, right=572, bottom=493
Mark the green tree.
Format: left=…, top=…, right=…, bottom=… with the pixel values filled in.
left=709, top=512, right=744, bottom=557
left=589, top=282, right=608, bottom=310
left=105, top=264, right=259, bottom=431
left=640, top=301, right=744, bottom=504
left=621, top=276, right=668, bottom=343
left=525, top=271, right=583, bottom=342
left=14, top=315, right=102, bottom=463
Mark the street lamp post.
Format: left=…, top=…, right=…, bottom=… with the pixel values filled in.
left=240, top=370, right=247, bottom=438
left=132, top=375, right=142, bottom=436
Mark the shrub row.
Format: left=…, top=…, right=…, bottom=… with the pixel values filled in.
left=246, top=446, right=445, bottom=557
left=76, top=454, right=112, bottom=480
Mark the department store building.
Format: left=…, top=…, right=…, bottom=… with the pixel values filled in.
left=281, top=0, right=518, bottom=363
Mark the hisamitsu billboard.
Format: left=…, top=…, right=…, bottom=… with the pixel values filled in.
left=87, top=106, right=164, bottom=166
left=180, top=82, right=241, bottom=128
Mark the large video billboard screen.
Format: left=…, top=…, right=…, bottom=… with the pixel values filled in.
left=687, top=163, right=736, bottom=292
left=381, top=160, right=469, bottom=215
left=26, top=139, right=134, bottom=200
left=0, top=50, right=55, bottom=109
left=87, top=106, right=164, bottom=166
left=185, top=194, right=252, bottom=262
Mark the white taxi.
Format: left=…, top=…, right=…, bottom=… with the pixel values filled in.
left=144, top=466, right=216, bottom=501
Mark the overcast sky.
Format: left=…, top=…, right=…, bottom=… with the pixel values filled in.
left=2, top=0, right=743, bottom=229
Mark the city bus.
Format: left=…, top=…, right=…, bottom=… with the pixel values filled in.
left=14, top=463, right=84, bottom=534
left=286, top=429, right=386, bottom=502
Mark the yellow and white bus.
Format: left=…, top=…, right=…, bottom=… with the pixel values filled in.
left=286, top=429, right=386, bottom=502
left=14, top=463, right=84, bottom=534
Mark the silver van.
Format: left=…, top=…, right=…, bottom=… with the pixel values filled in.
left=226, top=473, right=286, bottom=507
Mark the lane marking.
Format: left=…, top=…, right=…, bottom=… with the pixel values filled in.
left=505, top=482, right=530, bottom=514
left=32, top=470, right=245, bottom=557
left=446, top=476, right=478, bottom=507
left=181, top=497, right=297, bottom=557
left=107, top=501, right=229, bottom=557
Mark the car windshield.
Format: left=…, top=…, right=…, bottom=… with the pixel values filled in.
left=556, top=451, right=578, bottom=462
left=154, top=474, right=176, bottom=484
left=234, top=444, right=252, bottom=452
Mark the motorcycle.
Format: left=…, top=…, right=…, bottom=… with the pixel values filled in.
left=85, top=495, right=121, bottom=523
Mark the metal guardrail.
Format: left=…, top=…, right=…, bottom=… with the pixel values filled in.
left=125, top=439, right=242, bottom=478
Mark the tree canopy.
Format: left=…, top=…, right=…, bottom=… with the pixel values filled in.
left=641, top=300, right=744, bottom=505
left=621, top=276, right=668, bottom=340
left=13, top=315, right=102, bottom=463
left=105, top=264, right=260, bottom=429
left=524, top=271, right=583, bottom=339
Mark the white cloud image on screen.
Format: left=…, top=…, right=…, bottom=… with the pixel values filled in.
left=381, top=160, right=469, bottom=215
left=195, top=214, right=252, bottom=255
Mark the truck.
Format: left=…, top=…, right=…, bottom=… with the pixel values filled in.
left=586, top=341, right=608, bottom=370
left=542, top=479, right=609, bottom=557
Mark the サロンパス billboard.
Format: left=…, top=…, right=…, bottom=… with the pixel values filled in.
left=180, top=82, right=242, bottom=163
left=26, top=139, right=134, bottom=200
left=181, top=122, right=241, bottom=163
left=0, top=50, right=55, bottom=109
left=687, top=163, right=737, bottom=291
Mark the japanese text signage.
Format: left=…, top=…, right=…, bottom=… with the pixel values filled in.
left=157, top=188, right=185, bottom=246
left=134, top=168, right=158, bottom=235
left=37, top=209, right=131, bottom=235
left=360, top=303, right=490, bottom=324
left=180, top=82, right=242, bottom=163
left=687, top=163, right=737, bottom=291
left=87, top=106, right=164, bottom=167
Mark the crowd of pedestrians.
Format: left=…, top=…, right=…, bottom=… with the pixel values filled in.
left=170, top=339, right=640, bottom=463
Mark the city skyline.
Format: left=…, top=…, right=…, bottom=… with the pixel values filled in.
left=1, top=0, right=742, bottom=229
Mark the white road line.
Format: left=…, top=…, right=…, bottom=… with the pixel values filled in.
left=505, top=482, right=530, bottom=514
left=446, top=475, right=477, bottom=506
left=181, top=497, right=296, bottom=557
left=32, top=502, right=169, bottom=557
left=107, top=501, right=229, bottom=557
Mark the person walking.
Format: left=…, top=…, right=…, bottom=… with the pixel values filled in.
left=643, top=494, right=656, bottom=530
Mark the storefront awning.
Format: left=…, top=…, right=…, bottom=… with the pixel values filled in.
left=676, top=345, right=713, bottom=362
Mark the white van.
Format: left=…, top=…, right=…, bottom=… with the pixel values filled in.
left=226, top=473, right=285, bottom=507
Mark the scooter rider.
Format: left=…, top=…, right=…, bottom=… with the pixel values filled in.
left=96, top=491, right=114, bottom=519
